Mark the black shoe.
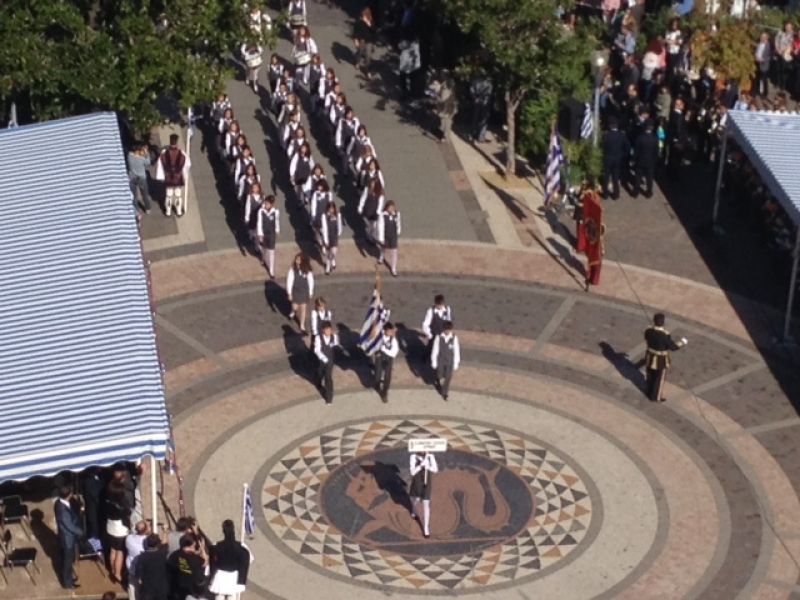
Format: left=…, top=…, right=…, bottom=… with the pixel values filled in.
left=442, top=393, right=448, bottom=401
left=381, top=392, right=388, bottom=403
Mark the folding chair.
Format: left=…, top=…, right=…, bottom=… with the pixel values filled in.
left=0, top=530, right=39, bottom=585
left=0, top=496, right=31, bottom=539
left=78, top=536, right=106, bottom=577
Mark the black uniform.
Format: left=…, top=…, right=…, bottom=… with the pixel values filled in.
left=601, top=128, right=631, bottom=200
left=634, top=131, right=659, bottom=198
left=315, top=333, right=338, bottom=403
left=644, top=325, right=683, bottom=401
left=374, top=334, right=399, bottom=400
left=667, top=109, right=689, bottom=171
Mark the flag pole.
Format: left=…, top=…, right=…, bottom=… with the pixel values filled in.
left=240, top=483, right=248, bottom=541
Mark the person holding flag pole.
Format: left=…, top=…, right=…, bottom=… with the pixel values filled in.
left=358, top=268, right=391, bottom=359
left=207, top=491, right=251, bottom=600
left=543, top=125, right=564, bottom=209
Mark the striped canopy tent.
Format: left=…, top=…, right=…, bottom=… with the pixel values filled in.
left=712, top=110, right=800, bottom=341
left=0, top=113, right=169, bottom=489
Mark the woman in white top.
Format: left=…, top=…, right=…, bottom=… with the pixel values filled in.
left=268, top=53, right=285, bottom=96
left=238, top=163, right=261, bottom=203
left=287, top=252, right=315, bottom=334
left=409, top=452, right=438, bottom=538
left=358, top=178, right=386, bottom=244
left=377, top=200, right=402, bottom=277
left=310, top=296, right=333, bottom=339
left=240, top=43, right=264, bottom=93
left=320, top=201, right=343, bottom=274
left=293, top=26, right=319, bottom=85
left=288, top=0, right=307, bottom=30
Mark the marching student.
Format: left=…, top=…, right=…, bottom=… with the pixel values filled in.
left=361, top=158, right=385, bottom=192
left=257, top=195, right=280, bottom=278
left=430, top=321, right=460, bottom=400
left=358, top=178, right=385, bottom=244
left=409, top=452, right=438, bottom=538
left=328, top=92, right=347, bottom=134
left=309, top=179, right=332, bottom=239
left=211, top=94, right=232, bottom=125
left=280, top=68, right=296, bottom=96
left=238, top=163, right=261, bottom=203
left=289, top=142, right=315, bottom=201
left=217, top=107, right=235, bottom=155
left=309, top=55, right=327, bottom=110
left=320, top=201, right=343, bottom=274
left=374, top=322, right=399, bottom=402
left=271, top=81, right=289, bottom=118
left=347, top=125, right=376, bottom=177
left=306, top=164, right=327, bottom=206
left=281, top=111, right=302, bottom=150
left=240, top=42, right=264, bottom=93
left=286, top=252, right=315, bottom=335
left=310, top=297, right=333, bottom=340
left=288, top=0, right=307, bottom=31
left=228, top=133, right=248, bottom=174
left=221, top=120, right=241, bottom=160
left=267, top=54, right=285, bottom=96
left=422, top=295, right=452, bottom=356
left=314, top=321, right=339, bottom=405
left=377, top=200, right=401, bottom=276
left=279, top=92, right=300, bottom=129
left=322, top=80, right=342, bottom=123
left=335, top=106, right=361, bottom=162
left=286, top=126, right=308, bottom=161
left=354, top=147, right=376, bottom=189
left=233, top=145, right=255, bottom=182
left=243, top=182, right=264, bottom=256
left=292, top=26, right=318, bottom=86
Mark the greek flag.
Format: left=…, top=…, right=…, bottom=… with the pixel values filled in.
left=359, top=289, right=390, bottom=356
left=544, top=131, right=564, bottom=206
left=581, top=103, right=593, bottom=139
left=243, top=485, right=256, bottom=538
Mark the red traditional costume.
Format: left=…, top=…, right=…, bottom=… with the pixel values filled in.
left=582, top=190, right=604, bottom=289
left=574, top=190, right=589, bottom=253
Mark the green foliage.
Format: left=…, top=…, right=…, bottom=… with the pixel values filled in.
left=562, top=138, right=602, bottom=184
left=518, top=29, right=596, bottom=163
left=0, top=0, right=262, bottom=133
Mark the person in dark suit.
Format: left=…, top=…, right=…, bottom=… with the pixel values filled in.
left=601, top=117, right=630, bottom=200
left=667, top=98, right=689, bottom=173
left=633, top=121, right=659, bottom=198
left=54, top=486, right=83, bottom=589
left=644, top=313, right=688, bottom=402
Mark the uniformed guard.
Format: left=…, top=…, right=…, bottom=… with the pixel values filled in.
left=314, top=321, right=339, bottom=405
left=409, top=452, right=438, bottom=538
left=430, top=321, right=460, bottom=401
left=644, top=313, right=688, bottom=402
left=374, top=322, right=399, bottom=403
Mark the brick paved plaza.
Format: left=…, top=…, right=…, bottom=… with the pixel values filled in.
left=130, top=3, right=800, bottom=599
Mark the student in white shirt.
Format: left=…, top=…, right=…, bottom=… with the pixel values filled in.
left=430, top=320, right=460, bottom=400
left=374, top=322, right=399, bottom=402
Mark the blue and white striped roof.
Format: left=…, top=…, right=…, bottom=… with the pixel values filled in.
left=728, top=110, right=800, bottom=226
left=0, top=112, right=169, bottom=483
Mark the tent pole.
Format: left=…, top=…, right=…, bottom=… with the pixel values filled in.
left=712, top=131, right=728, bottom=228
left=783, top=229, right=800, bottom=342
left=150, top=455, right=159, bottom=532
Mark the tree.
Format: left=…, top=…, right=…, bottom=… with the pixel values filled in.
left=442, top=0, right=575, bottom=176
left=0, top=0, right=264, bottom=134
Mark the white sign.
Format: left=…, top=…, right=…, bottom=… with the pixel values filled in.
left=408, top=438, right=447, bottom=453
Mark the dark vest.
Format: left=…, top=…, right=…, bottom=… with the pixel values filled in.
left=319, top=334, right=335, bottom=361
left=383, top=213, right=399, bottom=247
left=292, top=269, right=310, bottom=299
left=294, top=156, right=312, bottom=184
left=437, top=334, right=456, bottom=366
left=363, top=193, right=379, bottom=219
left=246, top=196, right=263, bottom=228
left=325, top=215, right=339, bottom=246
left=260, top=208, right=278, bottom=237
left=162, top=148, right=185, bottom=187
left=430, top=307, right=449, bottom=336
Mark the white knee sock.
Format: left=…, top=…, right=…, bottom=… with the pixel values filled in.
left=267, top=250, right=275, bottom=276
left=423, top=499, right=430, bottom=535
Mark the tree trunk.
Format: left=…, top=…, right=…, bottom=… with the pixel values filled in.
left=504, top=89, right=523, bottom=178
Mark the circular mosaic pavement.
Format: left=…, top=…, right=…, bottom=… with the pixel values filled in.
left=261, top=418, right=593, bottom=590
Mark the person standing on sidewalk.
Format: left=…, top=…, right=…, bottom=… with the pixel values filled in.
left=257, top=195, right=280, bottom=278
left=155, top=133, right=190, bottom=218
left=287, top=252, right=315, bottom=334
left=314, top=321, right=339, bottom=404
left=374, top=322, right=399, bottom=402
left=431, top=321, right=460, bottom=400
left=54, top=486, right=83, bottom=590
left=633, top=121, right=658, bottom=198
left=353, top=8, right=376, bottom=81
left=643, top=313, right=687, bottom=402
left=469, top=71, right=492, bottom=143
left=377, top=200, right=401, bottom=276
left=428, top=70, right=456, bottom=142
left=127, top=144, right=152, bottom=214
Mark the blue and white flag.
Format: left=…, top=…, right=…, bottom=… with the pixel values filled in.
left=243, top=484, right=256, bottom=538
left=544, top=131, right=564, bottom=206
left=580, top=103, right=593, bottom=140
left=359, top=289, right=390, bottom=356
